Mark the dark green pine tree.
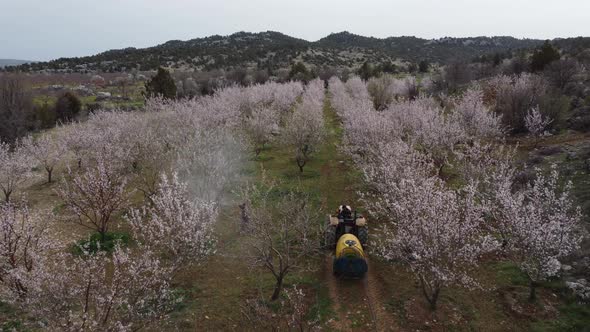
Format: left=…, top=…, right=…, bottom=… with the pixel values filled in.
left=144, top=67, right=177, bottom=99
left=418, top=59, right=430, bottom=73
left=492, top=53, right=502, bottom=67
left=530, top=41, right=560, bottom=72
left=288, top=62, right=309, bottom=80
left=357, top=61, right=373, bottom=80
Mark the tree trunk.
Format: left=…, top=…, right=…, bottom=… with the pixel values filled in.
left=3, top=190, right=11, bottom=203
left=271, top=275, right=284, bottom=301
left=528, top=281, right=537, bottom=302
left=420, top=277, right=440, bottom=310
left=437, top=163, right=445, bottom=178
left=47, top=168, right=53, bottom=183
left=238, top=203, right=250, bottom=232
left=296, top=155, right=306, bottom=173
left=14, top=279, right=28, bottom=299
left=429, top=288, right=440, bottom=310
left=297, top=159, right=305, bottom=173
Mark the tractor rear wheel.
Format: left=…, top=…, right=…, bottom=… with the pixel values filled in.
left=324, top=226, right=337, bottom=249
left=357, top=227, right=368, bottom=248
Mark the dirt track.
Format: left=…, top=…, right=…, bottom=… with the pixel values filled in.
left=319, top=96, right=399, bottom=331
left=324, top=253, right=399, bottom=331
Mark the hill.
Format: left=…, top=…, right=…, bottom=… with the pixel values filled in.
left=0, top=59, right=33, bottom=68
left=6, top=31, right=589, bottom=73
left=317, top=32, right=542, bottom=62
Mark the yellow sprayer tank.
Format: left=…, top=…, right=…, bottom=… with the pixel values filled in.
left=333, top=233, right=368, bottom=278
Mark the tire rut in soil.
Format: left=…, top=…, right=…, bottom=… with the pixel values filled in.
left=362, top=257, right=400, bottom=331
left=324, top=253, right=387, bottom=331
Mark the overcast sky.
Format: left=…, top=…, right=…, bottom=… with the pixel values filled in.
left=1, top=0, right=589, bottom=61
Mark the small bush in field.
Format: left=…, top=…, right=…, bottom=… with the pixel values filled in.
left=54, top=92, right=81, bottom=122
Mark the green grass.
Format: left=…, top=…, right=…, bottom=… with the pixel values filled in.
left=51, top=202, right=66, bottom=215
left=559, top=149, right=590, bottom=223
left=32, top=95, right=56, bottom=106
left=79, top=95, right=97, bottom=104
left=0, top=301, right=24, bottom=331
left=1, top=319, right=23, bottom=331
left=33, top=94, right=145, bottom=110
left=513, top=132, right=590, bottom=224
left=168, top=285, right=199, bottom=313
left=491, top=260, right=590, bottom=331
left=385, top=296, right=409, bottom=325
left=256, top=95, right=362, bottom=206
left=72, top=231, right=132, bottom=254
left=32, top=81, right=146, bottom=110
left=531, top=300, right=590, bottom=332
left=308, top=281, right=333, bottom=322
left=493, top=261, right=530, bottom=287
left=253, top=96, right=363, bottom=231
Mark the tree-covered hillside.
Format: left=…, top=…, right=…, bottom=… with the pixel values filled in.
left=9, top=31, right=579, bottom=73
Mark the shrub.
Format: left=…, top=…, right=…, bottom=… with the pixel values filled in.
left=367, top=76, right=395, bottom=110
left=289, top=62, right=313, bottom=82
left=444, top=62, right=473, bottom=92
left=33, top=103, right=57, bottom=129
left=488, top=74, right=549, bottom=133
left=544, top=58, right=582, bottom=91
left=538, top=93, right=571, bottom=131
left=381, top=62, right=397, bottom=74
left=227, top=68, right=249, bottom=86
left=418, top=60, right=430, bottom=73
left=54, top=92, right=81, bottom=122
left=358, top=61, right=379, bottom=80
left=567, top=107, right=590, bottom=132
left=86, top=102, right=101, bottom=113
left=254, top=70, right=270, bottom=84
left=144, top=67, right=177, bottom=99
left=504, top=56, right=529, bottom=75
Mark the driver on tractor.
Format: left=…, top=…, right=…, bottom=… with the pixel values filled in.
left=337, top=204, right=352, bottom=220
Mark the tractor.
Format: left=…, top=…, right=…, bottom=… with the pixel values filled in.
left=324, top=205, right=368, bottom=278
